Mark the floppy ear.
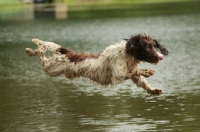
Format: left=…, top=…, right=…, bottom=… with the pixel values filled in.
left=125, top=35, right=141, bottom=57
left=153, top=39, right=169, bottom=56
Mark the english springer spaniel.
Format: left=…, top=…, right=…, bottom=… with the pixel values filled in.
left=25, top=34, right=168, bottom=95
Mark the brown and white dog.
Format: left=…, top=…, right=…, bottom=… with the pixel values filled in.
left=25, top=34, right=168, bottom=95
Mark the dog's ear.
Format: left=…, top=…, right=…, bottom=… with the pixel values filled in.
left=125, top=35, right=141, bottom=56
left=153, top=39, right=169, bottom=56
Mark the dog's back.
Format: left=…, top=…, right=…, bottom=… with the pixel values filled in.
left=57, top=47, right=100, bottom=64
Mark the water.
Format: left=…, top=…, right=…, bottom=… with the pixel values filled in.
left=0, top=14, right=200, bottom=131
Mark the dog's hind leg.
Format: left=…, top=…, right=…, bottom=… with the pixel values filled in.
left=25, top=48, right=39, bottom=56
left=25, top=39, right=62, bottom=60
left=25, top=39, right=68, bottom=77
left=31, top=38, right=61, bottom=53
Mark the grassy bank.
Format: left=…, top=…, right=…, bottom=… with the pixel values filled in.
left=64, top=0, right=197, bottom=6
left=0, top=0, right=24, bottom=15
left=0, top=0, right=200, bottom=20
left=66, top=0, right=200, bottom=19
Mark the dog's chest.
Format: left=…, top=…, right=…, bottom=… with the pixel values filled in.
left=126, top=60, right=138, bottom=72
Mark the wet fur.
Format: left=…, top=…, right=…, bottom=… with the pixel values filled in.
left=25, top=34, right=168, bottom=95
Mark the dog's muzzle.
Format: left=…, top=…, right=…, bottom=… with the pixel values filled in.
left=152, top=52, right=164, bottom=65
left=157, top=52, right=164, bottom=61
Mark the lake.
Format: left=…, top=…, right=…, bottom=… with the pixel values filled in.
left=0, top=13, right=200, bottom=131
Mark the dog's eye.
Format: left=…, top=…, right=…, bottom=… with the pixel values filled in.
left=146, top=45, right=152, bottom=49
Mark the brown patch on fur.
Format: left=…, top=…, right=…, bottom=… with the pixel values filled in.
left=57, top=47, right=100, bottom=63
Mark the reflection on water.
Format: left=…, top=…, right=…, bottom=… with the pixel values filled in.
left=0, top=4, right=67, bottom=21
left=0, top=14, right=200, bottom=131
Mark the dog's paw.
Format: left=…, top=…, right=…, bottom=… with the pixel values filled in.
left=143, top=69, right=156, bottom=77
left=25, top=48, right=37, bottom=56
left=25, top=48, right=33, bottom=55
left=148, top=89, right=162, bottom=96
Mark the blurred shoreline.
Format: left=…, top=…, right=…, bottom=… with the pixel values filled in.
left=68, top=0, right=200, bottom=19
left=0, top=0, right=200, bottom=21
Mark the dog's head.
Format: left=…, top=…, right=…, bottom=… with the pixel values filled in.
left=125, top=34, right=168, bottom=64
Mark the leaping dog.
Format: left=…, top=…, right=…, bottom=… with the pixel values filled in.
left=25, top=34, right=168, bottom=95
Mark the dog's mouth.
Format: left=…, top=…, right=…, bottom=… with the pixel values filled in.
left=144, top=52, right=164, bottom=65
left=151, top=53, right=164, bottom=65
left=151, top=60, right=162, bottom=65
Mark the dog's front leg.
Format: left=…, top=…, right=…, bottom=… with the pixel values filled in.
left=130, top=69, right=156, bottom=78
left=131, top=75, right=162, bottom=95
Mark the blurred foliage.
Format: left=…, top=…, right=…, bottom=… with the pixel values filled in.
left=0, top=0, right=23, bottom=6
left=0, top=0, right=24, bottom=15
left=63, top=0, right=197, bottom=5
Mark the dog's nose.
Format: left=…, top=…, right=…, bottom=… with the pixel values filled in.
left=158, top=54, right=163, bottom=60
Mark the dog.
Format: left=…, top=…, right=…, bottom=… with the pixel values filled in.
left=25, top=34, right=168, bottom=95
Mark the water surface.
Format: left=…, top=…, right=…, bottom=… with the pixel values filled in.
left=0, top=14, right=200, bottom=131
